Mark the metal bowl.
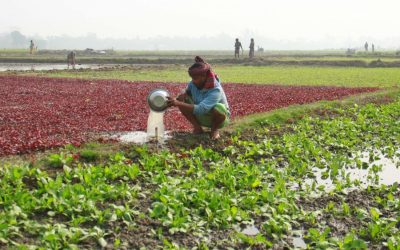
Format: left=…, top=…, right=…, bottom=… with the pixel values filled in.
left=147, top=88, right=170, bottom=112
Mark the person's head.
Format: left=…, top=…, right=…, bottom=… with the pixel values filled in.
left=235, top=38, right=239, bottom=42
left=188, top=56, right=211, bottom=89
left=251, top=38, right=254, bottom=41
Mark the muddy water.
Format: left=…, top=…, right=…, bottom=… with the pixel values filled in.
left=292, top=237, right=307, bottom=249
left=118, top=131, right=149, bottom=144
left=0, top=63, right=105, bottom=71
left=240, top=225, right=260, bottom=236
left=298, top=149, right=400, bottom=191
left=115, top=131, right=171, bottom=144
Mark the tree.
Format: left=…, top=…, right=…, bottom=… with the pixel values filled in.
left=10, top=31, right=27, bottom=48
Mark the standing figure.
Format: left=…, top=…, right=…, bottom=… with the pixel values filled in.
left=29, top=40, right=35, bottom=54
left=234, top=38, right=243, bottom=59
left=67, top=51, right=76, bottom=69
left=364, top=42, right=369, bottom=52
left=249, top=38, right=255, bottom=59
left=372, top=44, right=375, bottom=53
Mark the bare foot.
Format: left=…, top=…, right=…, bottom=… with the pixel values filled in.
left=210, top=130, right=220, bottom=140
left=193, top=127, right=204, bottom=134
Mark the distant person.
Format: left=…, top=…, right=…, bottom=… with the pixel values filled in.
left=234, top=38, right=243, bottom=59
left=67, top=51, right=76, bottom=69
left=346, top=48, right=356, bottom=55
left=249, top=38, right=255, bottom=59
left=29, top=40, right=35, bottom=54
left=364, top=42, right=369, bottom=52
left=372, top=44, right=375, bottom=53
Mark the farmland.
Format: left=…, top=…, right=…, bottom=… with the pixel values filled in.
left=0, top=52, right=400, bottom=249
left=30, top=65, right=400, bottom=88
left=0, top=75, right=378, bottom=156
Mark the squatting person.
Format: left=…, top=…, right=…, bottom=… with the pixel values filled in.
left=167, top=56, right=230, bottom=140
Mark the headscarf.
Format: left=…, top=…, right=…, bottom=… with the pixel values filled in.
left=188, top=56, right=219, bottom=89
left=188, top=56, right=211, bottom=77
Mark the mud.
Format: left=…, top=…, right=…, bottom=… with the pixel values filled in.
left=298, top=187, right=400, bottom=236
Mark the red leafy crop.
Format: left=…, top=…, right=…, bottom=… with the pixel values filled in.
left=0, top=76, right=378, bottom=156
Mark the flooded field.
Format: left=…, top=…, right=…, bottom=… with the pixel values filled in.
left=297, top=149, right=400, bottom=192
left=0, top=63, right=108, bottom=71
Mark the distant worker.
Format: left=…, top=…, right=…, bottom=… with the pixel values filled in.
left=364, top=42, right=369, bottom=52
left=67, top=51, right=76, bottom=69
left=29, top=40, right=35, bottom=54
left=234, top=38, right=243, bottom=59
left=372, top=43, right=375, bottom=53
left=249, top=38, right=255, bottom=59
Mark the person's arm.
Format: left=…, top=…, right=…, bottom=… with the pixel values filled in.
left=168, top=88, right=221, bottom=115
left=167, top=97, right=194, bottom=113
left=176, top=83, right=191, bottom=100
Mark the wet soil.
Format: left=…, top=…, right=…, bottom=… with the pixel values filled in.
left=298, top=187, right=400, bottom=245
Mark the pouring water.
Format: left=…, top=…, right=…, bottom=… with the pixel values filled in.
left=146, top=109, right=165, bottom=141
left=146, top=88, right=170, bottom=142
left=115, top=89, right=170, bottom=143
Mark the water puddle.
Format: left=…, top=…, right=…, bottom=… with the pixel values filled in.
left=115, top=131, right=171, bottom=144
left=0, top=63, right=105, bottom=71
left=297, top=149, right=400, bottom=191
left=111, top=109, right=169, bottom=144
left=118, top=131, right=149, bottom=144
left=240, top=225, right=260, bottom=236
left=292, top=237, right=307, bottom=249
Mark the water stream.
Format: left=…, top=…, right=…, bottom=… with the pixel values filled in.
left=146, top=110, right=165, bottom=140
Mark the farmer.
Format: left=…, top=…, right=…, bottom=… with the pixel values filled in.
left=249, top=38, right=255, bottom=59
left=364, top=41, right=369, bottom=52
left=29, top=40, right=35, bottom=54
left=67, top=51, right=76, bottom=69
left=167, top=56, right=230, bottom=140
left=234, top=38, right=243, bottom=59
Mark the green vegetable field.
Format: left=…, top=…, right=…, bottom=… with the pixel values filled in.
left=1, top=88, right=399, bottom=249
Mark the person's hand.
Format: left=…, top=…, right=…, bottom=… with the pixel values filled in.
left=176, top=93, right=188, bottom=102
left=167, top=96, right=179, bottom=107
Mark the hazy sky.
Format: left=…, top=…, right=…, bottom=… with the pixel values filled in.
left=1, top=0, right=399, bottom=41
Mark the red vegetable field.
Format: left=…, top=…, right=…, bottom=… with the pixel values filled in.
left=0, top=76, right=378, bottom=156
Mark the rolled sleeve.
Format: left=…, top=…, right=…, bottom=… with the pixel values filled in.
left=193, top=88, right=221, bottom=115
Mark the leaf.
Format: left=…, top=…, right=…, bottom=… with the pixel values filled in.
left=98, top=237, right=107, bottom=248
left=251, top=179, right=261, bottom=188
